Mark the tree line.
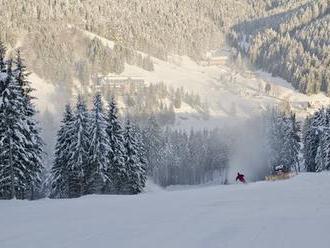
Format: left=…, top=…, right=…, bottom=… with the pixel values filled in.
left=264, top=105, right=330, bottom=174
left=112, top=82, right=209, bottom=126
left=50, top=95, right=147, bottom=198
left=143, top=107, right=303, bottom=185
left=303, top=107, right=330, bottom=172
left=142, top=116, right=231, bottom=187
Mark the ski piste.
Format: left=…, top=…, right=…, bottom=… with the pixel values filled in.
left=2, top=173, right=330, bottom=248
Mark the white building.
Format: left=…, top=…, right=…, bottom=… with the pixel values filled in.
left=94, top=75, right=146, bottom=94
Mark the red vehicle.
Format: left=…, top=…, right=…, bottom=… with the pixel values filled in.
left=236, top=172, right=246, bottom=183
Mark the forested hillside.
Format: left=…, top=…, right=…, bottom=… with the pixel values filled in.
left=230, top=0, right=330, bottom=95
left=1, top=0, right=327, bottom=99
left=0, top=0, right=272, bottom=95
left=0, top=0, right=260, bottom=57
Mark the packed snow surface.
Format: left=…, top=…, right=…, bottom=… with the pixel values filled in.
left=1, top=173, right=330, bottom=248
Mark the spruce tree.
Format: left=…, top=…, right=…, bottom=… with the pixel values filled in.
left=104, top=97, right=126, bottom=194
left=304, top=109, right=325, bottom=172
left=86, top=94, right=110, bottom=194
left=133, top=125, right=148, bottom=184
left=14, top=49, right=44, bottom=199
left=315, top=138, right=326, bottom=172
left=123, top=119, right=146, bottom=194
left=289, top=113, right=301, bottom=172
left=142, top=115, right=163, bottom=175
left=265, top=109, right=300, bottom=174
left=50, top=105, right=74, bottom=198
left=267, top=109, right=284, bottom=173
left=0, top=40, right=6, bottom=72
left=68, top=96, right=90, bottom=197
left=316, top=107, right=330, bottom=172
left=0, top=60, right=31, bottom=199
left=280, top=114, right=300, bottom=173
left=320, top=128, right=330, bottom=171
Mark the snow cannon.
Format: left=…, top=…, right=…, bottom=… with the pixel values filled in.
left=265, top=165, right=296, bottom=181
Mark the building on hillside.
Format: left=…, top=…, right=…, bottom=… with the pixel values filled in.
left=93, top=75, right=146, bottom=95
left=201, top=48, right=231, bottom=66
left=200, top=56, right=228, bottom=66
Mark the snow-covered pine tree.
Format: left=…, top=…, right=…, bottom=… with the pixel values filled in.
left=304, top=109, right=325, bottom=172
left=0, top=45, right=7, bottom=194
left=315, top=138, right=326, bottom=172
left=319, top=107, right=330, bottom=171
left=265, top=109, right=299, bottom=173
left=280, top=114, right=300, bottom=173
left=313, top=107, right=330, bottom=172
left=104, top=97, right=126, bottom=194
left=123, top=119, right=146, bottom=194
left=155, top=134, right=174, bottom=186
left=187, top=129, right=204, bottom=184
left=67, top=95, right=90, bottom=197
left=39, top=167, right=52, bottom=198
left=320, top=128, right=330, bottom=171
left=0, top=61, right=9, bottom=198
left=13, top=49, right=44, bottom=199
left=86, top=94, right=110, bottom=194
left=142, top=115, right=163, bottom=175
left=0, top=60, right=32, bottom=199
left=14, top=50, right=32, bottom=97
left=304, top=108, right=326, bottom=172
left=132, top=124, right=147, bottom=187
left=267, top=109, right=284, bottom=173
left=0, top=40, right=6, bottom=72
left=302, top=116, right=311, bottom=172
left=50, top=105, right=74, bottom=198
left=289, top=113, right=301, bottom=172
left=164, top=128, right=182, bottom=185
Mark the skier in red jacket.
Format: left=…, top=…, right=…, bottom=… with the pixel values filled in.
left=236, top=172, right=246, bottom=183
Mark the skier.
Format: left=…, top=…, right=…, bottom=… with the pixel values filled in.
left=236, top=172, right=246, bottom=184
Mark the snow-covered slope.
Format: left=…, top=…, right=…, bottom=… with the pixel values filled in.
left=1, top=173, right=330, bottom=248
left=122, top=54, right=330, bottom=118
left=79, top=29, right=330, bottom=122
